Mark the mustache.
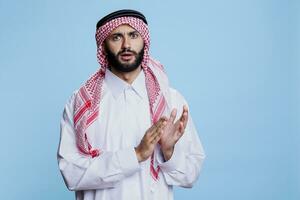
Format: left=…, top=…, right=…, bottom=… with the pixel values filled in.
left=117, top=48, right=138, bottom=56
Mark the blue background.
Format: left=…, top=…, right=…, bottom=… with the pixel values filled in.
left=0, top=0, right=299, bottom=199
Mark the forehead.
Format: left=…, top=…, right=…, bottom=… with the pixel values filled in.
left=109, top=24, right=138, bottom=34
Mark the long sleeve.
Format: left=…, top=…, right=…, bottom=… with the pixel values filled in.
left=157, top=90, right=206, bottom=188
left=57, top=93, right=141, bottom=191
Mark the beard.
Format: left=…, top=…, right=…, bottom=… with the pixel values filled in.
left=105, top=44, right=144, bottom=73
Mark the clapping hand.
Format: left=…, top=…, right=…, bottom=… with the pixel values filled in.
left=159, top=105, right=189, bottom=161
left=135, top=117, right=168, bottom=162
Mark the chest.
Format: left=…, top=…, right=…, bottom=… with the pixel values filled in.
left=88, top=89, right=151, bottom=151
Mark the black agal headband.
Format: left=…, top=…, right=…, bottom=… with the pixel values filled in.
left=96, top=9, right=148, bottom=30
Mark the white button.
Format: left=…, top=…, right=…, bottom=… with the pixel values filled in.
left=150, top=187, right=155, bottom=192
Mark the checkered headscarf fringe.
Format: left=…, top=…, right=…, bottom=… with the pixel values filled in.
left=73, top=16, right=168, bottom=181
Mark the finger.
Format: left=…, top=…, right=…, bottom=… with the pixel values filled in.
left=150, top=129, right=163, bottom=143
left=160, top=116, right=168, bottom=122
left=158, top=119, right=167, bottom=130
left=156, top=128, right=164, bottom=141
left=153, top=134, right=161, bottom=143
left=156, top=121, right=166, bottom=135
left=183, top=105, right=188, bottom=112
left=156, top=118, right=167, bottom=130
left=152, top=129, right=162, bottom=143
left=169, top=108, right=177, bottom=123
left=180, top=105, right=188, bottom=121
left=174, top=122, right=184, bottom=140
left=179, top=121, right=184, bottom=133
left=157, top=117, right=167, bottom=125
left=180, top=111, right=188, bottom=130
left=182, top=112, right=188, bottom=129
left=147, top=123, right=157, bottom=134
left=152, top=118, right=167, bottom=137
left=175, top=119, right=184, bottom=134
left=176, top=130, right=184, bottom=141
left=182, top=106, right=189, bottom=127
left=174, top=120, right=181, bottom=132
left=149, top=129, right=160, bottom=141
left=147, top=118, right=164, bottom=135
left=149, top=121, right=165, bottom=140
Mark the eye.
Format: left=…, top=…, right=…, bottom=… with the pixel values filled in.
left=112, top=35, right=121, bottom=41
left=130, top=32, right=139, bottom=39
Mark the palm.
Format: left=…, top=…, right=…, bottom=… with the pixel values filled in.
left=159, top=106, right=188, bottom=151
left=159, top=120, right=181, bottom=149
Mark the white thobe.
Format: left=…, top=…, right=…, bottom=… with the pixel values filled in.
left=58, top=69, right=206, bottom=200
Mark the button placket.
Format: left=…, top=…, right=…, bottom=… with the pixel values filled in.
left=124, top=87, right=139, bottom=146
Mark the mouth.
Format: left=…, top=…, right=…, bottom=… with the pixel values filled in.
left=119, top=52, right=135, bottom=62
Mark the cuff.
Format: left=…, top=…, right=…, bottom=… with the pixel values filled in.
left=116, top=147, right=140, bottom=176
left=158, top=145, right=186, bottom=173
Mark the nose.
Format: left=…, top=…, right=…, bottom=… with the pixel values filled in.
left=122, top=36, right=131, bottom=49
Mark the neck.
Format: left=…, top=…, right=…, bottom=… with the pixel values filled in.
left=110, top=65, right=142, bottom=84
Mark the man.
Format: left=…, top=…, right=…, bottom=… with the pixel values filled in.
left=58, top=9, right=206, bottom=200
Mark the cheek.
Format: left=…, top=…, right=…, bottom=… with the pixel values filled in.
left=132, top=39, right=144, bottom=51
left=106, top=42, right=122, bottom=55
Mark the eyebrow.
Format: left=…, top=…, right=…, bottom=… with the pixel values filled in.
left=111, top=33, right=123, bottom=37
left=110, top=30, right=139, bottom=37
left=128, top=30, right=139, bottom=35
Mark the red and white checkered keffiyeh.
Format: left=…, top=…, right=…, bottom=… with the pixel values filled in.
left=73, top=16, right=169, bottom=180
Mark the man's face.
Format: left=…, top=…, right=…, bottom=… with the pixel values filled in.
left=104, top=24, right=145, bottom=72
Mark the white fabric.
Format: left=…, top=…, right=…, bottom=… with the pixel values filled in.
left=57, top=68, right=206, bottom=200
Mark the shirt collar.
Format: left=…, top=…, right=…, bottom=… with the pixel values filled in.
left=105, top=68, right=147, bottom=100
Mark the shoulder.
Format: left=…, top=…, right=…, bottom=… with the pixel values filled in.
left=66, top=90, right=78, bottom=105
left=62, top=90, right=79, bottom=114
left=60, top=90, right=78, bottom=125
left=169, top=87, right=186, bottom=101
left=168, top=87, right=189, bottom=110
